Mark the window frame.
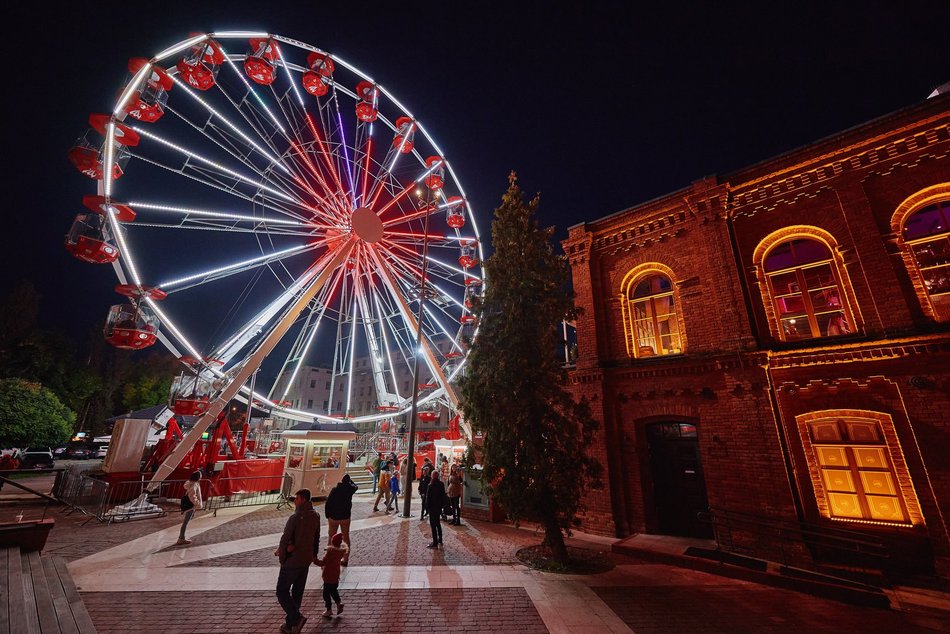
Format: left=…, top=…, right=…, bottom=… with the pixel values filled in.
left=891, top=186, right=950, bottom=323
left=619, top=265, right=687, bottom=359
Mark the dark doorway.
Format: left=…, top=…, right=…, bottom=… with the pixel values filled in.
left=647, top=422, right=712, bottom=538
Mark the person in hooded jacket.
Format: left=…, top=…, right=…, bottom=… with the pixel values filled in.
left=425, top=470, right=447, bottom=548
left=176, top=470, right=203, bottom=546
left=324, top=474, right=358, bottom=565
left=314, top=532, right=348, bottom=618
left=274, top=488, right=321, bottom=634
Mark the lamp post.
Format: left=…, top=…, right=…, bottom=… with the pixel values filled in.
left=401, top=188, right=433, bottom=518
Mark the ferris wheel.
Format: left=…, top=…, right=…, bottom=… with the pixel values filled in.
left=66, top=31, right=484, bottom=433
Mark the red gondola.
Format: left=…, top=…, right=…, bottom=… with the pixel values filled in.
left=424, top=156, right=445, bottom=190
left=418, top=404, right=440, bottom=422
left=244, top=38, right=280, bottom=85
left=445, top=196, right=465, bottom=228
left=82, top=195, right=137, bottom=222
left=177, top=38, right=224, bottom=91
left=68, top=114, right=139, bottom=181
left=458, top=240, right=478, bottom=268
left=355, top=80, right=379, bottom=122
left=169, top=369, right=213, bottom=416
left=392, top=116, right=415, bottom=153
left=65, top=213, right=118, bottom=264
left=464, top=285, right=480, bottom=309
left=460, top=314, right=477, bottom=325
left=464, top=276, right=481, bottom=287
left=301, top=52, right=334, bottom=96
left=418, top=383, right=438, bottom=390
left=104, top=285, right=165, bottom=350
left=377, top=405, right=399, bottom=413
left=124, top=58, right=173, bottom=122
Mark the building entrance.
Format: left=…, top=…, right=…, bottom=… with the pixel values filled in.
left=646, top=422, right=712, bottom=538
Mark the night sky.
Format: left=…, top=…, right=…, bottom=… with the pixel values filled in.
left=6, top=1, right=949, bottom=345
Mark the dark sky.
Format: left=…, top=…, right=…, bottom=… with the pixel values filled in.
left=6, top=1, right=949, bottom=343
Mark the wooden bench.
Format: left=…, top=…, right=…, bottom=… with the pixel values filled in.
left=1, top=547, right=97, bottom=634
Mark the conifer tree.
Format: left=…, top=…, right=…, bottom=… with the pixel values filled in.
left=461, top=174, right=599, bottom=563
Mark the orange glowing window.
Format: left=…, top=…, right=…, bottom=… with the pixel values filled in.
left=808, top=418, right=909, bottom=524
left=902, top=200, right=950, bottom=321
left=763, top=238, right=854, bottom=341
left=626, top=274, right=683, bottom=358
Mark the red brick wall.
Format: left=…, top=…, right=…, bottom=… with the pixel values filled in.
left=563, top=96, right=950, bottom=575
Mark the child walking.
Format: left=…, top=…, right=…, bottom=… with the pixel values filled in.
left=314, top=532, right=347, bottom=618
left=385, top=460, right=401, bottom=513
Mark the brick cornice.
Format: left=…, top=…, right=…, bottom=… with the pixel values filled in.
left=766, top=334, right=950, bottom=369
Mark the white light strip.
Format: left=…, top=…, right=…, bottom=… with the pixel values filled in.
left=153, top=34, right=208, bottom=64
left=374, top=291, right=403, bottom=402
left=103, top=123, right=115, bottom=198
left=145, top=297, right=204, bottom=361
left=278, top=43, right=305, bottom=107
left=426, top=255, right=481, bottom=281
left=127, top=201, right=311, bottom=226
left=280, top=270, right=340, bottom=401
left=170, top=76, right=290, bottom=175
left=424, top=305, right=465, bottom=353
left=345, top=293, right=359, bottom=415
left=158, top=243, right=314, bottom=289
left=114, top=63, right=151, bottom=116
left=131, top=125, right=298, bottom=204
left=106, top=206, right=142, bottom=287
left=211, top=31, right=270, bottom=39
left=427, top=280, right=467, bottom=311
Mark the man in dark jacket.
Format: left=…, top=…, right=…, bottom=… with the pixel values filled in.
left=418, top=458, right=433, bottom=521
left=324, top=474, right=358, bottom=565
left=425, top=470, right=447, bottom=548
left=275, top=488, right=321, bottom=634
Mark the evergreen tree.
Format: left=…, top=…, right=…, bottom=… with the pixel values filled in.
left=461, top=174, right=600, bottom=564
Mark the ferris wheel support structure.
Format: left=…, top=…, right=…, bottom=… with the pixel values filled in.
left=147, top=238, right=356, bottom=490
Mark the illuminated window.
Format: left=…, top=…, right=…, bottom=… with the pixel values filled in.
left=807, top=417, right=909, bottom=524
left=902, top=200, right=950, bottom=321
left=624, top=274, right=683, bottom=358
left=763, top=238, right=854, bottom=341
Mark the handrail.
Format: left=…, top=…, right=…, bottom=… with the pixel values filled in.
left=700, top=507, right=889, bottom=569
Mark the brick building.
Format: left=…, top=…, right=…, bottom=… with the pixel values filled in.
left=563, top=92, right=950, bottom=577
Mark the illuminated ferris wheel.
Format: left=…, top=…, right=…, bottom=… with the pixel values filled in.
left=66, top=31, right=484, bottom=429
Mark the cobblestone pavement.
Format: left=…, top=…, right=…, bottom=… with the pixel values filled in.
left=157, top=506, right=293, bottom=552
left=83, top=588, right=548, bottom=634
left=179, top=513, right=538, bottom=567
left=594, top=585, right=947, bottom=633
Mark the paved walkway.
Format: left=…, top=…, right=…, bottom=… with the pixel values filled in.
left=50, top=492, right=946, bottom=633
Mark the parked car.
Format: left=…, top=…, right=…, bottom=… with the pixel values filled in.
left=63, top=445, right=93, bottom=460
left=1, top=447, right=20, bottom=458
left=19, top=447, right=55, bottom=469
left=53, top=446, right=68, bottom=459
left=96, top=445, right=109, bottom=459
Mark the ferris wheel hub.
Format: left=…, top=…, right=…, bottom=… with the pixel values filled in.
left=351, top=206, right=384, bottom=243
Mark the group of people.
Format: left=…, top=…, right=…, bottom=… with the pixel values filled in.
left=176, top=452, right=466, bottom=633
left=176, top=472, right=359, bottom=633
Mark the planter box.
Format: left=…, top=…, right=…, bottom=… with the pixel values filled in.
left=0, top=518, right=54, bottom=552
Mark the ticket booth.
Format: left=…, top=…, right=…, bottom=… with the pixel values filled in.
left=282, top=428, right=356, bottom=499
left=434, top=438, right=466, bottom=468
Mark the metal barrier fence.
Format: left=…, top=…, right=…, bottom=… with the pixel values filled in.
left=57, top=471, right=294, bottom=523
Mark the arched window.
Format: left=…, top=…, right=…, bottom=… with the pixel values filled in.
left=625, top=274, right=683, bottom=358
left=762, top=237, right=854, bottom=341
left=902, top=199, right=950, bottom=321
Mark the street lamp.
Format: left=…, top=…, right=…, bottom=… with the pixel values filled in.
left=401, top=188, right=433, bottom=518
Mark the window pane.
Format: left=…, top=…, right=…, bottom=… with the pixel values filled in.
left=764, top=242, right=795, bottom=271
left=921, top=264, right=950, bottom=297
left=810, top=422, right=842, bottom=442
left=816, top=446, right=848, bottom=467
left=816, top=311, right=851, bottom=336
left=859, top=471, right=896, bottom=495
left=828, top=492, right=863, bottom=518
left=822, top=469, right=855, bottom=493
left=775, top=294, right=806, bottom=316
left=770, top=271, right=800, bottom=294
left=911, top=237, right=950, bottom=268
left=846, top=421, right=881, bottom=443
left=780, top=316, right=809, bottom=340
left=802, top=264, right=836, bottom=290
left=904, top=202, right=949, bottom=241
left=867, top=496, right=905, bottom=522
left=809, top=287, right=844, bottom=312
left=853, top=447, right=888, bottom=470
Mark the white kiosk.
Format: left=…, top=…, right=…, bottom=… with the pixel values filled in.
left=282, top=428, right=357, bottom=498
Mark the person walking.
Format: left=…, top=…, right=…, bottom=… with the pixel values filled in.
left=371, top=451, right=382, bottom=493
left=324, top=474, right=357, bottom=566
left=399, top=455, right=409, bottom=498
left=314, top=532, right=348, bottom=618
left=176, top=470, right=203, bottom=546
left=447, top=465, right=463, bottom=526
left=274, top=488, right=321, bottom=634
left=418, top=458, right=432, bottom=521
left=373, top=460, right=391, bottom=512
left=385, top=460, right=401, bottom=513
left=425, top=470, right=446, bottom=548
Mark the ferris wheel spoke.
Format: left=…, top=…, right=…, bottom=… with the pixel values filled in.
left=273, top=266, right=346, bottom=402
left=130, top=125, right=303, bottom=206
left=156, top=242, right=322, bottom=293
left=372, top=291, right=404, bottom=403
left=127, top=221, right=318, bottom=238
left=126, top=201, right=321, bottom=229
